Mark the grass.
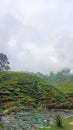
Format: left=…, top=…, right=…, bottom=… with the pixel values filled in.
left=38, top=116, right=73, bottom=130
left=57, top=84, right=73, bottom=94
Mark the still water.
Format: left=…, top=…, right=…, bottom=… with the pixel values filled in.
left=0, top=109, right=73, bottom=130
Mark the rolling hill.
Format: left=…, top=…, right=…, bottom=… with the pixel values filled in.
left=33, top=72, right=73, bottom=95
left=0, top=71, right=68, bottom=110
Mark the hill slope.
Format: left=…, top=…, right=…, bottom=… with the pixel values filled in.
left=34, top=72, right=73, bottom=95
left=46, top=74, right=73, bottom=95
left=0, top=71, right=67, bottom=110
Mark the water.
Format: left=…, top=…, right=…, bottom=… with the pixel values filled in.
left=0, top=109, right=73, bottom=130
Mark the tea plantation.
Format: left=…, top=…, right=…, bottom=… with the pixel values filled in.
left=0, top=71, right=69, bottom=111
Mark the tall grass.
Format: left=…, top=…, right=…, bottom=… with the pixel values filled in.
left=54, top=113, right=63, bottom=127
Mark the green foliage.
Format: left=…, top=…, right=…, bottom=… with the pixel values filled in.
left=54, top=113, right=63, bottom=127
left=0, top=71, right=66, bottom=109
left=34, top=70, right=73, bottom=95
left=38, top=116, right=73, bottom=130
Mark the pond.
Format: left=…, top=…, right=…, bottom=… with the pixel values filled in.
left=0, top=109, right=73, bottom=130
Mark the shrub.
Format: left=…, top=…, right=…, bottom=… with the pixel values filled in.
left=54, top=113, right=63, bottom=127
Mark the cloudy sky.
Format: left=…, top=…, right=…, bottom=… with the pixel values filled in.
left=0, top=0, right=73, bottom=73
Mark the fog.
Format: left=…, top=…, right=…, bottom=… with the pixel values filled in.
left=0, top=0, right=73, bottom=73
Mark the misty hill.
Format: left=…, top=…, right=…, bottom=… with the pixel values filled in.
left=0, top=71, right=68, bottom=110
left=33, top=69, right=73, bottom=95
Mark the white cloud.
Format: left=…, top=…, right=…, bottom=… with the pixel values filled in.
left=0, top=0, right=73, bottom=73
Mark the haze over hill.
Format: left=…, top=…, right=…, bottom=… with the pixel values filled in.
left=33, top=69, right=73, bottom=95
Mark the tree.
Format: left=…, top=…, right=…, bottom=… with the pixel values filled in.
left=61, top=68, right=70, bottom=75
left=57, top=68, right=71, bottom=76
left=49, top=72, right=54, bottom=77
left=0, top=53, right=11, bottom=71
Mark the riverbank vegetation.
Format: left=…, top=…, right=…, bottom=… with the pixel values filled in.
left=38, top=115, right=73, bottom=130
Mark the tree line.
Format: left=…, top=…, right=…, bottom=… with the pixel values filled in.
left=0, top=53, right=11, bottom=71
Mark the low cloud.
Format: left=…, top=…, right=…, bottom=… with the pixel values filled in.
left=0, top=0, right=73, bottom=73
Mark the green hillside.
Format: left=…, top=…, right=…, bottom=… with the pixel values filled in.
left=0, top=71, right=68, bottom=111
left=57, top=84, right=73, bottom=95
left=34, top=71, right=73, bottom=95
left=47, top=74, right=73, bottom=95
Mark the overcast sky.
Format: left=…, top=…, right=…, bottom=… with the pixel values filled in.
left=0, top=0, right=73, bottom=74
